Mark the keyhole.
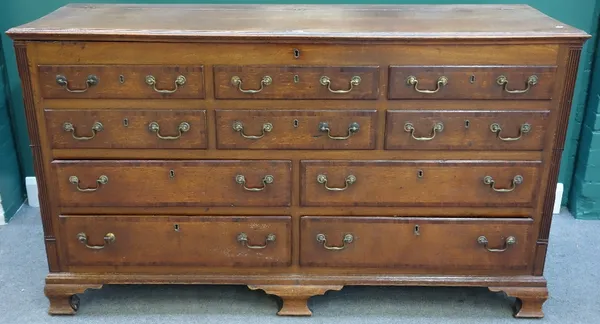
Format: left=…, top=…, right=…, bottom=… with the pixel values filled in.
left=469, top=75, right=476, bottom=84
left=293, top=75, right=300, bottom=83
left=123, top=118, right=129, bottom=127
left=414, top=225, right=420, bottom=236
left=174, top=224, right=180, bottom=232
left=464, top=120, right=470, bottom=128
left=417, top=170, right=424, bottom=178
left=119, top=75, right=125, bottom=84
left=169, top=170, right=175, bottom=179
left=293, top=119, right=299, bottom=128
left=293, top=48, right=300, bottom=59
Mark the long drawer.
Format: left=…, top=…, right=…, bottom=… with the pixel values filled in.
left=301, top=160, right=540, bottom=207
left=300, top=216, right=532, bottom=271
left=61, top=215, right=291, bottom=267
left=53, top=160, right=292, bottom=207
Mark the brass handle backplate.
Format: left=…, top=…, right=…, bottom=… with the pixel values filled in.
left=69, top=175, right=108, bottom=192
left=477, top=235, right=516, bottom=252
left=490, top=123, right=531, bottom=141
left=496, top=75, right=538, bottom=94
left=77, top=232, right=116, bottom=250
left=404, top=122, right=444, bottom=141
left=232, top=121, right=273, bottom=139
left=317, top=174, right=356, bottom=191
left=237, top=232, right=276, bottom=249
left=56, top=74, right=98, bottom=93
left=406, top=75, right=448, bottom=94
left=148, top=121, right=190, bottom=140
left=483, top=175, right=523, bottom=193
left=319, top=76, right=361, bottom=94
left=231, top=76, right=272, bottom=93
left=63, top=121, right=103, bottom=141
left=318, top=122, right=360, bottom=140
left=316, top=233, right=354, bottom=250
left=235, top=174, right=274, bottom=192
left=145, top=75, right=186, bottom=94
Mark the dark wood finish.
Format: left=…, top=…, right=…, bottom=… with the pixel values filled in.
left=46, top=109, right=207, bottom=149
left=39, top=65, right=205, bottom=99
left=385, top=110, right=550, bottom=151
left=7, top=3, right=589, bottom=318
left=214, top=66, right=379, bottom=100
left=53, top=160, right=292, bottom=207
left=300, top=217, right=532, bottom=270
left=301, top=160, right=541, bottom=207
left=216, top=110, right=377, bottom=150
left=388, top=66, right=556, bottom=100
left=61, top=215, right=292, bottom=267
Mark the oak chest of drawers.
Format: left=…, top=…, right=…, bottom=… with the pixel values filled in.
left=7, top=4, right=589, bottom=318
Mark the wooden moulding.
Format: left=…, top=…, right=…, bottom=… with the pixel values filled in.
left=45, top=273, right=547, bottom=317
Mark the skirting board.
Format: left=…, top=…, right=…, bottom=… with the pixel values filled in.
left=25, top=176, right=40, bottom=208
left=20, top=177, right=565, bottom=213
left=0, top=194, right=5, bottom=225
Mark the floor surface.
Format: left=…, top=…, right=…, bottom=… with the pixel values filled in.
left=0, top=206, right=599, bottom=324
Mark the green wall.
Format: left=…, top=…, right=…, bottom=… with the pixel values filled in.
left=0, top=0, right=597, bottom=206
left=0, top=37, right=25, bottom=221
left=569, top=1, right=600, bottom=219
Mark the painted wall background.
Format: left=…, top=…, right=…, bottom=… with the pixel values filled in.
left=0, top=0, right=597, bottom=207
left=0, top=37, right=25, bottom=221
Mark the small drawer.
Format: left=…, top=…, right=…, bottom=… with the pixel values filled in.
left=39, top=65, right=205, bottom=99
left=301, top=160, right=540, bottom=207
left=46, top=109, right=207, bottom=149
left=53, top=160, right=292, bottom=207
left=385, top=110, right=550, bottom=151
left=300, top=216, right=532, bottom=271
left=388, top=66, right=556, bottom=100
left=214, top=65, right=379, bottom=99
left=216, top=110, right=377, bottom=150
left=61, top=215, right=291, bottom=267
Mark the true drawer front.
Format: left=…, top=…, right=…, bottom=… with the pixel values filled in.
left=388, top=66, right=556, bottom=100
left=53, top=160, right=292, bottom=207
left=300, top=216, right=532, bottom=270
left=46, top=109, right=207, bottom=149
left=214, top=66, right=379, bottom=99
left=301, top=161, right=540, bottom=207
left=61, top=215, right=291, bottom=267
left=385, top=110, right=550, bottom=151
left=216, top=110, right=377, bottom=149
left=39, top=65, right=205, bottom=99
